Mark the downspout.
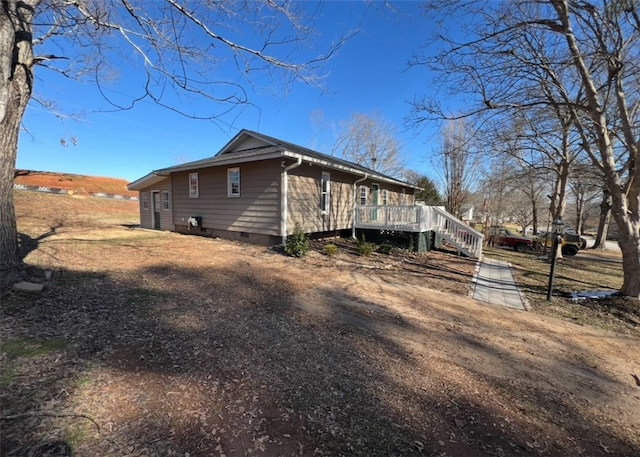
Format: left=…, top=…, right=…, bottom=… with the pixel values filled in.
left=352, top=174, right=369, bottom=239
left=281, top=157, right=303, bottom=245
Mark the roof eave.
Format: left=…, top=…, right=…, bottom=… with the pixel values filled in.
left=155, top=150, right=283, bottom=175
left=127, top=172, right=170, bottom=191
left=281, top=151, right=419, bottom=189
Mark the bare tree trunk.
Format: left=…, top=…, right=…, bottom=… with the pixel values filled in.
left=591, top=189, right=611, bottom=250
left=549, top=153, right=570, bottom=221
left=575, top=194, right=585, bottom=235
left=546, top=121, right=572, bottom=225
left=611, top=205, right=640, bottom=297
left=0, top=1, right=38, bottom=285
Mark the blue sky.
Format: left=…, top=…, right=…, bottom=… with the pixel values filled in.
left=17, top=1, right=448, bottom=184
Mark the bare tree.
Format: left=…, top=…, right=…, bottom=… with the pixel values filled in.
left=332, top=113, right=405, bottom=177
left=436, top=119, right=480, bottom=219
left=569, top=164, right=602, bottom=235
left=511, top=190, right=536, bottom=234
left=410, top=0, right=640, bottom=298
left=1, top=1, right=347, bottom=283
left=479, top=155, right=515, bottom=228
left=488, top=113, right=567, bottom=232
left=550, top=1, right=639, bottom=297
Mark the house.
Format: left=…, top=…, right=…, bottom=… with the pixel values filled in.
left=460, top=206, right=474, bottom=222
left=127, top=130, right=420, bottom=245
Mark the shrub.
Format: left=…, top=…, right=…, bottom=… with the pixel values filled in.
left=377, top=243, right=393, bottom=255
left=323, top=244, right=338, bottom=257
left=285, top=224, right=309, bottom=257
left=357, top=241, right=375, bottom=257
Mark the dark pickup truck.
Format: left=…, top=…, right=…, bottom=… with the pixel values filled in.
left=487, top=226, right=535, bottom=253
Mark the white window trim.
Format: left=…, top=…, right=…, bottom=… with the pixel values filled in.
left=359, top=185, right=368, bottom=205
left=142, top=192, right=149, bottom=210
left=162, top=190, right=170, bottom=211
left=189, top=172, right=199, bottom=198
left=227, top=167, right=240, bottom=197
left=321, top=171, right=330, bottom=214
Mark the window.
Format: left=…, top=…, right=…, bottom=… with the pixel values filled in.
left=142, top=192, right=149, bottom=210
left=401, top=188, right=406, bottom=205
left=189, top=172, right=199, bottom=198
left=359, top=185, right=367, bottom=205
left=162, top=191, right=170, bottom=210
left=382, top=189, right=389, bottom=205
left=321, top=172, right=330, bottom=213
left=228, top=167, right=240, bottom=197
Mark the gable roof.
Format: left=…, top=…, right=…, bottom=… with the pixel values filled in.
left=128, top=129, right=418, bottom=191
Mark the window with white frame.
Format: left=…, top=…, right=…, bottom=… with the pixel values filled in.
left=189, top=172, right=199, bottom=198
left=401, top=188, right=406, bottom=205
left=382, top=189, right=389, bottom=205
left=228, top=167, right=240, bottom=197
left=162, top=191, right=170, bottom=210
left=359, top=185, right=367, bottom=205
left=320, top=172, right=330, bottom=213
left=142, top=192, right=149, bottom=210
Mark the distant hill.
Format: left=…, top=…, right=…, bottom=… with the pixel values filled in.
left=14, top=170, right=137, bottom=197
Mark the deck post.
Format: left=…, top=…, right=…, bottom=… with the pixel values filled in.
left=418, top=232, right=428, bottom=253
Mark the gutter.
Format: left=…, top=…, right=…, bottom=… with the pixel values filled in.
left=281, top=156, right=303, bottom=245
left=352, top=174, right=369, bottom=239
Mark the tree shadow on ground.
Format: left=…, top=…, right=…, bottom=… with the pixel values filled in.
left=1, top=258, right=639, bottom=457
left=18, top=224, right=63, bottom=261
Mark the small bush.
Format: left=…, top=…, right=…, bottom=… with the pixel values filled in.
left=377, top=243, right=393, bottom=255
left=323, top=244, right=338, bottom=257
left=357, top=241, right=375, bottom=257
left=285, top=224, right=309, bottom=258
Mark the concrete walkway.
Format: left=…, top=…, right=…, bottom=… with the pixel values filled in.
left=471, top=257, right=527, bottom=310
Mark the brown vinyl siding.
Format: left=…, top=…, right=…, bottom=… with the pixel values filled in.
left=231, top=137, right=270, bottom=151
left=287, top=164, right=415, bottom=235
left=137, top=178, right=173, bottom=230
left=135, top=158, right=415, bottom=240
left=171, top=159, right=281, bottom=236
left=138, top=191, right=152, bottom=229
left=287, top=165, right=355, bottom=233
left=364, top=182, right=412, bottom=206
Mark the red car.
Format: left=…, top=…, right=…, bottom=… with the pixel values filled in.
left=488, top=226, right=535, bottom=253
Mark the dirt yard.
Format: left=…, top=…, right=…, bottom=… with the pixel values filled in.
left=2, top=191, right=640, bottom=456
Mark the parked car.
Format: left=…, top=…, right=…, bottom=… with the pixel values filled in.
left=535, top=231, right=587, bottom=256
left=487, top=226, right=535, bottom=253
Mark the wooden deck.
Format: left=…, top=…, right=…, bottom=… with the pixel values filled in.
left=354, top=205, right=484, bottom=259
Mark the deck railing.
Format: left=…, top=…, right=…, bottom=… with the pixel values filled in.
left=354, top=205, right=483, bottom=258
left=354, top=205, right=425, bottom=231
left=430, top=206, right=483, bottom=258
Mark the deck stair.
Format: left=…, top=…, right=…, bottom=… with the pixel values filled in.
left=430, top=206, right=483, bottom=259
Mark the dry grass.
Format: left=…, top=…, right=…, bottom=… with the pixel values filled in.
left=2, top=191, right=639, bottom=457
left=483, top=246, right=638, bottom=334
